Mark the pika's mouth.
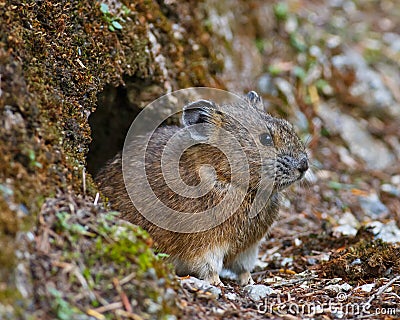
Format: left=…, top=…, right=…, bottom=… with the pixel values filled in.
left=298, top=170, right=306, bottom=180
left=261, top=154, right=308, bottom=192
left=274, top=169, right=307, bottom=191
left=275, top=180, right=295, bottom=191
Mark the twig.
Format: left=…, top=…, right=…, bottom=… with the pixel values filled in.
left=94, top=192, right=100, bottom=205
left=87, top=309, right=105, bottom=320
left=115, top=309, right=144, bottom=320
left=366, top=275, right=400, bottom=305
left=113, top=277, right=132, bottom=313
left=92, top=302, right=123, bottom=313
left=119, top=272, right=137, bottom=285
left=82, top=167, right=86, bottom=195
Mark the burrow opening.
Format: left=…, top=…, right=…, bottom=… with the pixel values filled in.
left=87, top=77, right=164, bottom=175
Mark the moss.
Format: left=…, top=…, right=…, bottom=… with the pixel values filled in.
left=34, top=203, right=178, bottom=318
left=0, top=0, right=228, bottom=318
left=319, top=239, right=400, bottom=282
left=0, top=0, right=224, bottom=317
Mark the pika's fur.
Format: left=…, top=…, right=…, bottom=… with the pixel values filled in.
left=96, top=91, right=308, bottom=285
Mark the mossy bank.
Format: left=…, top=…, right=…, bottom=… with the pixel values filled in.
left=0, top=0, right=223, bottom=318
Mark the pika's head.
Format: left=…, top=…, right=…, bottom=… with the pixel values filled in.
left=181, top=91, right=308, bottom=192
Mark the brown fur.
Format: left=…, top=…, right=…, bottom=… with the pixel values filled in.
left=96, top=92, right=308, bottom=285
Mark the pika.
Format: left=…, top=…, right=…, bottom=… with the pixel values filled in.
left=96, top=91, right=308, bottom=286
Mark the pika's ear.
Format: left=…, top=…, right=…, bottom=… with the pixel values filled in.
left=246, top=91, right=263, bottom=111
left=182, top=99, right=216, bottom=141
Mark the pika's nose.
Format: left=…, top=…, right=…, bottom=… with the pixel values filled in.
left=297, top=157, right=309, bottom=173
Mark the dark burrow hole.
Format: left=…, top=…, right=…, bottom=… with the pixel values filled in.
left=87, top=77, right=165, bottom=175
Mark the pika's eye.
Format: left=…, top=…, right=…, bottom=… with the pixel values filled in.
left=259, top=132, right=274, bottom=146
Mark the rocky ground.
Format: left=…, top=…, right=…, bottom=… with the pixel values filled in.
left=175, top=1, right=400, bottom=318
left=1, top=0, right=400, bottom=319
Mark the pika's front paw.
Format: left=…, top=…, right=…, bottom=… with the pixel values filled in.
left=238, top=271, right=254, bottom=286
left=205, top=273, right=223, bottom=286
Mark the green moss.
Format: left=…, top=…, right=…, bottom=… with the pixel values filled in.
left=274, top=2, right=289, bottom=21
left=47, top=207, right=178, bottom=318
left=49, top=288, right=85, bottom=320
left=0, top=0, right=223, bottom=317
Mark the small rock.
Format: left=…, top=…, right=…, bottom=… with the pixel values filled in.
left=294, top=238, right=302, bottom=246
left=332, top=310, right=345, bottom=319
left=332, top=49, right=395, bottom=112
left=337, top=146, right=357, bottom=167
left=244, top=284, right=275, bottom=301
left=263, top=277, right=276, bottom=284
left=211, top=307, right=225, bottom=316
left=271, top=252, right=281, bottom=260
left=321, top=253, right=331, bottom=261
left=3, top=107, right=25, bottom=132
left=180, top=277, right=221, bottom=298
left=357, top=283, right=375, bottom=293
left=317, top=103, right=395, bottom=170
left=338, top=211, right=359, bottom=228
left=350, top=258, right=362, bottom=266
left=333, top=225, right=358, bottom=237
left=381, top=184, right=400, bottom=197
left=359, top=193, right=389, bottom=218
left=383, top=32, right=400, bottom=52
left=225, top=292, right=237, bottom=301
left=146, top=300, right=161, bottom=314
left=340, top=283, right=352, bottom=292
left=281, top=257, right=293, bottom=267
left=324, top=284, right=341, bottom=294
left=369, top=220, right=400, bottom=243
left=391, top=175, right=400, bottom=185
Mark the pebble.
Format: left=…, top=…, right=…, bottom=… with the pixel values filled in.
left=294, top=238, right=302, bottom=246
left=180, top=277, right=221, bottom=298
left=340, top=283, right=352, bottom=292
left=358, top=193, right=389, bottom=218
left=321, top=253, right=331, bottom=261
left=333, top=225, right=358, bottom=237
left=383, top=32, right=400, bottom=52
left=281, top=257, right=293, bottom=267
left=317, top=103, right=395, bottom=170
left=368, top=221, right=400, bottom=243
left=350, top=258, right=362, bottom=266
left=324, top=284, right=341, bottom=294
left=332, top=49, right=394, bottom=111
left=225, top=292, right=237, bottom=301
left=391, top=175, right=400, bottom=185
left=243, top=284, right=275, bottom=301
left=211, top=307, right=225, bottom=316
left=339, top=211, right=359, bottom=228
left=357, top=283, right=375, bottom=293
left=333, top=211, right=360, bottom=236
left=381, top=184, right=400, bottom=197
